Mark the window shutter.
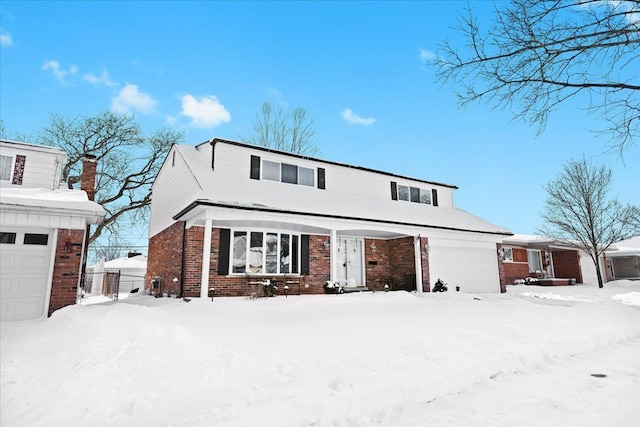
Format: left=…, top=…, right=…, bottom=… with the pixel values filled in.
left=318, top=168, right=326, bottom=189
left=217, top=228, right=230, bottom=275
left=301, top=235, right=310, bottom=275
left=432, top=189, right=439, bottom=207
left=12, top=155, right=26, bottom=185
left=390, top=181, right=398, bottom=200
left=250, top=155, right=261, bottom=180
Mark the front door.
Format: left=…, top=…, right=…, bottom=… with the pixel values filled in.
left=336, top=238, right=364, bottom=286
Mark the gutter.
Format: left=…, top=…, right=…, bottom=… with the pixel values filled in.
left=173, top=200, right=514, bottom=237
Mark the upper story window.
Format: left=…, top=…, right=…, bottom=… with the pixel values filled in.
left=0, top=155, right=13, bottom=181
left=390, top=181, right=438, bottom=206
left=250, top=155, right=325, bottom=189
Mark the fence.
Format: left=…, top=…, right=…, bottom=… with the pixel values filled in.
left=83, top=271, right=121, bottom=301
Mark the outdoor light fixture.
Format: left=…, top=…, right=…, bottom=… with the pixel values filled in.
left=324, top=240, right=330, bottom=250
left=370, top=242, right=377, bottom=251
left=497, top=248, right=505, bottom=258
left=172, top=277, right=179, bottom=283
left=424, top=244, right=430, bottom=252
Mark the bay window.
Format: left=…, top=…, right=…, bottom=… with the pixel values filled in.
left=232, top=230, right=300, bottom=275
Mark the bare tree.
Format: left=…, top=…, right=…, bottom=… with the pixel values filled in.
left=538, top=157, right=639, bottom=288
left=243, top=102, right=319, bottom=156
left=39, top=111, right=184, bottom=245
left=433, top=0, right=640, bottom=153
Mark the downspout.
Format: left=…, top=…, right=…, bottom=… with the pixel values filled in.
left=76, top=226, right=88, bottom=303
left=180, top=221, right=187, bottom=298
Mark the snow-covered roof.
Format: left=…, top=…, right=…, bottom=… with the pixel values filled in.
left=0, top=138, right=66, bottom=158
left=172, top=142, right=511, bottom=236
left=606, top=236, right=640, bottom=257
left=105, top=255, right=147, bottom=269
left=89, top=255, right=147, bottom=272
left=0, top=186, right=105, bottom=223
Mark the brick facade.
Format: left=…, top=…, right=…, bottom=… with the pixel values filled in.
left=49, top=229, right=85, bottom=316
left=551, top=250, right=583, bottom=283
left=148, top=225, right=429, bottom=298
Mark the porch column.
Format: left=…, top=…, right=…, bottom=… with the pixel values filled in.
left=330, top=229, right=337, bottom=282
left=414, top=236, right=424, bottom=293
left=200, top=218, right=212, bottom=298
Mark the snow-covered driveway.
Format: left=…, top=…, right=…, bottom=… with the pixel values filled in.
left=2, top=281, right=639, bottom=426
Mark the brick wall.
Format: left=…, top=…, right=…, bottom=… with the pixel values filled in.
left=552, top=250, right=583, bottom=283
left=147, top=221, right=186, bottom=296
left=49, top=229, right=85, bottom=316
left=147, top=225, right=331, bottom=298
left=364, top=238, right=390, bottom=291
left=388, top=236, right=418, bottom=291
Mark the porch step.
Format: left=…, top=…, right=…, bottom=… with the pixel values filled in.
left=538, top=278, right=576, bottom=286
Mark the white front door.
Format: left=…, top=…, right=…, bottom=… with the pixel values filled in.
left=336, top=238, right=364, bottom=286
left=0, top=227, right=55, bottom=321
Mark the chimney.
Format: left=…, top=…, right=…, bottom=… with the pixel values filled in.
left=81, top=155, right=97, bottom=201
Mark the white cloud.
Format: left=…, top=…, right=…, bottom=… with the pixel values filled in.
left=0, top=31, right=12, bottom=46
left=341, top=108, right=375, bottom=126
left=83, top=70, right=118, bottom=87
left=420, top=49, right=436, bottom=62
left=180, top=94, right=231, bottom=128
left=41, top=60, right=77, bottom=82
left=111, top=83, right=157, bottom=114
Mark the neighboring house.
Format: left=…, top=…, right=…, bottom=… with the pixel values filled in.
left=0, top=139, right=104, bottom=321
left=606, top=236, right=640, bottom=280
left=147, top=138, right=512, bottom=298
left=87, top=254, right=147, bottom=294
left=501, top=234, right=609, bottom=286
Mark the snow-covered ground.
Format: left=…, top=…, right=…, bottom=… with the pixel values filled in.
left=2, top=281, right=639, bottom=426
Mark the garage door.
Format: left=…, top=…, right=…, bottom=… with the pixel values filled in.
left=0, top=227, right=55, bottom=321
left=428, top=238, right=501, bottom=293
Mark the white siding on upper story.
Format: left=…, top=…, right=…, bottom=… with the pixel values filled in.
left=0, top=141, right=65, bottom=189
left=211, top=142, right=455, bottom=208
left=149, top=146, right=203, bottom=237
left=153, top=140, right=510, bottom=236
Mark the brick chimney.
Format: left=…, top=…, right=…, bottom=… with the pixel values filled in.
left=81, top=155, right=97, bottom=201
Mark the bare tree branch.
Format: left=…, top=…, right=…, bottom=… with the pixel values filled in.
left=537, top=157, right=640, bottom=287
left=38, top=111, right=184, bottom=245
left=242, top=102, right=319, bottom=156
left=433, top=0, right=640, bottom=153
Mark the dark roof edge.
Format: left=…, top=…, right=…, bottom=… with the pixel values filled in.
left=197, top=137, right=459, bottom=190
left=173, top=200, right=513, bottom=237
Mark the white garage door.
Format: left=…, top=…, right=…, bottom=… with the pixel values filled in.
left=428, top=238, right=501, bottom=293
left=0, top=227, right=55, bottom=321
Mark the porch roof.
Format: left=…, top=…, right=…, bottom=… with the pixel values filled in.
left=174, top=199, right=513, bottom=237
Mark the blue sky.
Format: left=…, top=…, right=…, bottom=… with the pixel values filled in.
left=1, top=1, right=638, bottom=246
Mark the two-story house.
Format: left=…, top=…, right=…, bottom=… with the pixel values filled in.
left=147, top=138, right=513, bottom=298
left=0, top=139, right=104, bottom=321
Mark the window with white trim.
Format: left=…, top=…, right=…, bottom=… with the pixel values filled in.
left=391, top=181, right=434, bottom=205
left=255, top=156, right=317, bottom=188
left=527, top=249, right=543, bottom=272
left=232, top=230, right=300, bottom=275
left=0, top=155, right=13, bottom=181
left=503, top=247, right=513, bottom=262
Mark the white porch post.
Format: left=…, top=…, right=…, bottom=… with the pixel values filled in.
left=200, top=218, right=212, bottom=298
left=330, top=229, right=337, bottom=282
left=414, top=236, right=424, bottom=293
